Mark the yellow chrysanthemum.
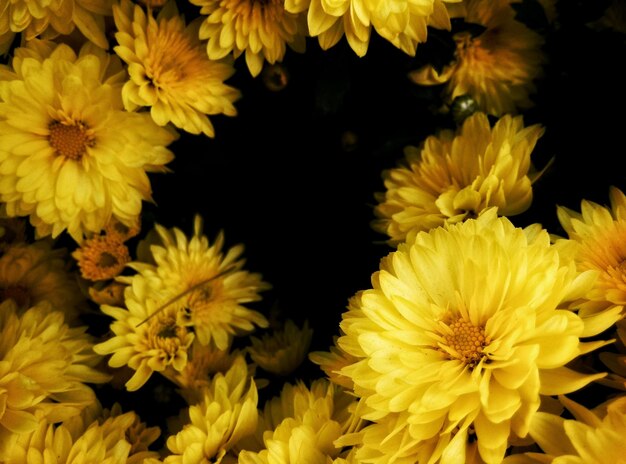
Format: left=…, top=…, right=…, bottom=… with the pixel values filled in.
left=0, top=300, right=110, bottom=447
left=0, top=0, right=112, bottom=55
left=1, top=409, right=160, bottom=464
left=337, top=209, right=620, bottom=464
left=160, top=355, right=259, bottom=464
left=100, top=402, right=161, bottom=457
left=503, top=395, right=626, bottom=464
left=247, top=319, right=313, bottom=376
left=72, top=234, right=131, bottom=282
left=238, top=377, right=360, bottom=464
left=120, top=214, right=270, bottom=349
left=0, top=240, right=86, bottom=322
left=556, top=186, right=626, bottom=318
left=113, top=0, right=241, bottom=137
left=309, top=333, right=358, bottom=390
left=285, top=0, right=456, bottom=57
left=408, top=0, right=545, bottom=116
left=190, top=0, right=307, bottom=77
left=373, top=112, right=544, bottom=245
left=0, top=40, right=177, bottom=242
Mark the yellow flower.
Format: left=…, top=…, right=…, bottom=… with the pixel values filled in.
left=0, top=300, right=110, bottom=446
left=0, top=0, right=112, bottom=55
left=100, top=402, right=161, bottom=458
left=72, top=234, right=131, bottom=282
left=373, top=112, right=544, bottom=245
left=120, top=214, right=270, bottom=349
left=104, top=216, right=141, bottom=243
left=238, top=378, right=359, bottom=464
left=162, top=355, right=259, bottom=464
left=408, top=0, right=545, bottom=116
left=1, top=409, right=160, bottom=464
left=0, top=40, right=177, bottom=242
left=309, top=332, right=359, bottom=390
left=190, top=0, right=307, bottom=77
left=247, top=319, right=313, bottom=376
left=503, top=395, right=626, bottom=463
left=0, top=240, right=86, bottom=322
left=338, top=210, right=619, bottom=463
left=113, top=0, right=241, bottom=137
left=285, top=0, right=456, bottom=57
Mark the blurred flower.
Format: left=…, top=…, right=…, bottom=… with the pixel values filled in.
left=72, top=234, right=131, bottom=281
left=89, top=281, right=127, bottom=306
left=373, top=112, right=544, bottom=245
left=190, top=0, right=307, bottom=77
left=588, top=0, right=626, bottom=34
left=309, top=331, right=359, bottom=390
left=0, top=241, right=86, bottom=322
left=338, top=210, right=619, bottom=463
left=161, top=355, right=259, bottom=463
left=556, top=186, right=626, bottom=318
left=0, top=0, right=112, bottom=55
left=238, top=377, right=360, bottom=464
left=0, top=40, right=177, bottom=242
left=409, top=0, right=545, bottom=116
left=113, top=0, right=241, bottom=137
left=247, top=319, right=312, bottom=376
left=120, top=214, right=270, bottom=350
left=0, top=218, right=26, bottom=251
left=104, top=216, right=141, bottom=243
left=503, top=395, right=626, bottom=463
left=285, top=0, right=455, bottom=57
left=0, top=300, right=110, bottom=447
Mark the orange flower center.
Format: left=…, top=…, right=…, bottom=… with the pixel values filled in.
left=48, top=121, right=95, bottom=160
left=441, top=318, right=489, bottom=367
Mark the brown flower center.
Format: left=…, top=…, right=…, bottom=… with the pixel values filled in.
left=48, top=121, right=95, bottom=160
left=98, top=252, right=119, bottom=268
left=440, top=318, right=490, bottom=367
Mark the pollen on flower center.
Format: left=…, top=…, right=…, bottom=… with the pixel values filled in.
left=440, top=318, right=490, bottom=366
left=48, top=121, right=95, bottom=160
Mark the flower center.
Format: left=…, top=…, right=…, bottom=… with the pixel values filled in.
left=48, top=121, right=95, bottom=160
left=440, top=318, right=489, bottom=367
left=98, top=252, right=119, bottom=268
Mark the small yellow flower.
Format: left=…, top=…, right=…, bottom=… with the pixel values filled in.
left=247, top=319, right=313, bottom=376
left=190, top=0, right=307, bottom=77
left=113, top=0, right=241, bottom=136
left=409, top=0, right=545, bottom=116
left=72, top=234, right=131, bottom=281
left=373, top=112, right=544, bottom=245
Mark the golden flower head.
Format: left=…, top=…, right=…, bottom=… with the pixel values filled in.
left=0, top=300, right=110, bottom=445
left=0, top=240, right=86, bottom=322
left=409, top=0, right=545, bottom=116
left=503, top=394, right=626, bottom=463
left=373, top=112, right=544, bottom=245
left=338, top=209, right=620, bottom=463
left=0, top=40, right=178, bottom=242
left=247, top=318, right=313, bottom=376
left=162, top=355, right=259, bottom=464
left=285, top=0, right=456, bottom=57
left=190, top=0, right=308, bottom=77
left=72, top=234, right=131, bottom=282
left=0, top=0, right=112, bottom=55
left=556, top=186, right=626, bottom=318
left=119, top=214, right=271, bottom=350
left=113, top=0, right=241, bottom=136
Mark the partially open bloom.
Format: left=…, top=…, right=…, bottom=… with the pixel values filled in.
left=190, top=0, right=307, bottom=77
left=503, top=395, right=626, bottom=463
left=409, top=0, right=545, bottom=116
left=162, top=355, right=259, bottom=463
left=72, top=234, right=131, bottom=281
left=0, top=300, right=110, bottom=446
left=0, top=41, right=177, bottom=242
left=373, top=112, right=544, bottom=245
left=285, top=0, right=456, bottom=57
left=247, top=319, right=312, bottom=376
left=113, top=0, right=241, bottom=136
left=338, top=210, right=619, bottom=463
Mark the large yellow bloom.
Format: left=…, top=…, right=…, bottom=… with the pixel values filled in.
left=190, top=0, right=307, bottom=77
left=0, top=300, right=110, bottom=447
left=408, top=0, right=545, bottom=116
left=373, top=112, right=544, bottom=245
left=338, top=210, right=619, bottom=463
left=503, top=395, right=626, bottom=463
left=556, top=186, right=626, bottom=318
left=285, top=0, right=456, bottom=57
left=113, top=0, right=241, bottom=137
left=0, top=40, right=177, bottom=242
left=0, top=0, right=112, bottom=54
